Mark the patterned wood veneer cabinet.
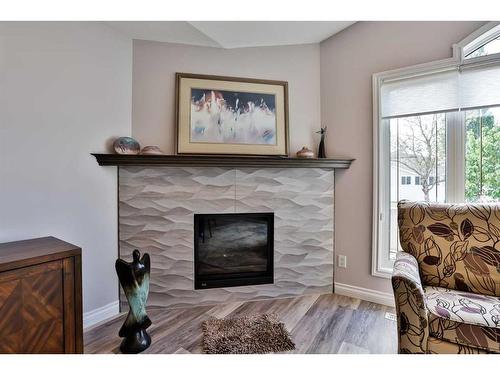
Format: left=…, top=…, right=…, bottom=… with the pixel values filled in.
left=0, top=237, right=83, bottom=353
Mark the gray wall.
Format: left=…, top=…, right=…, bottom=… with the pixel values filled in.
left=320, top=21, right=484, bottom=293
left=131, top=40, right=321, bottom=155
left=0, top=22, right=132, bottom=314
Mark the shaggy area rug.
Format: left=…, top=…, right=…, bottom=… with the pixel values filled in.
left=202, top=314, right=295, bottom=354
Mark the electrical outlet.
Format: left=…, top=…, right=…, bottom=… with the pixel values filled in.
left=338, top=255, right=347, bottom=268
left=385, top=312, right=397, bottom=321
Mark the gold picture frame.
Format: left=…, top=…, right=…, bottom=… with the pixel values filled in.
left=175, top=73, right=289, bottom=156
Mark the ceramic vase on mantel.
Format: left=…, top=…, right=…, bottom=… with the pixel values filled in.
left=296, top=146, right=315, bottom=158
left=113, top=137, right=141, bottom=155
left=140, top=146, right=164, bottom=155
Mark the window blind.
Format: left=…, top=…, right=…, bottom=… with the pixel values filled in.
left=380, top=64, right=500, bottom=119
left=459, top=64, right=500, bottom=110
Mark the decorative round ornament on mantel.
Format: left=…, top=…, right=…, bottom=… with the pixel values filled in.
left=140, top=146, right=164, bottom=155
left=113, top=137, right=140, bottom=155
left=296, top=146, right=315, bottom=158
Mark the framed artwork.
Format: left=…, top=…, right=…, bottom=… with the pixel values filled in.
left=176, top=73, right=289, bottom=156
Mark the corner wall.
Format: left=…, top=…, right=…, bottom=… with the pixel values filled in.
left=0, top=22, right=132, bottom=316
left=320, top=21, right=484, bottom=294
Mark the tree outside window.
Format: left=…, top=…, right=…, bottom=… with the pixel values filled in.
left=465, top=107, right=500, bottom=202
left=391, top=114, right=446, bottom=203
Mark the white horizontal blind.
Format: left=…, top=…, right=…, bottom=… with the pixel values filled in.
left=380, top=69, right=459, bottom=119
left=459, top=64, right=500, bottom=110
left=380, top=64, right=500, bottom=119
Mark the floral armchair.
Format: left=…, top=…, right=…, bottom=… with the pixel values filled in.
left=392, top=201, right=500, bottom=354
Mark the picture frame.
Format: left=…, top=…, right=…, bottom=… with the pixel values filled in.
left=175, top=73, right=289, bottom=156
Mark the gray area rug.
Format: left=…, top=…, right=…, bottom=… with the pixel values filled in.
left=202, top=314, right=295, bottom=354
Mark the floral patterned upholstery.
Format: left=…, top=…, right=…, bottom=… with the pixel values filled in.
left=392, top=201, right=500, bottom=354
left=425, top=286, right=500, bottom=353
left=398, top=201, right=500, bottom=297
left=392, top=251, right=428, bottom=353
left=427, top=337, right=487, bottom=354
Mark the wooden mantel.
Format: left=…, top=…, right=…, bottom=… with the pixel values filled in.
left=91, top=154, right=354, bottom=169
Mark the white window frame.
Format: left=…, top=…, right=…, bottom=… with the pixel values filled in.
left=371, top=22, right=500, bottom=278
left=456, top=22, right=500, bottom=64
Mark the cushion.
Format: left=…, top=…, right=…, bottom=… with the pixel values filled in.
left=424, top=286, right=500, bottom=353
left=398, top=201, right=500, bottom=296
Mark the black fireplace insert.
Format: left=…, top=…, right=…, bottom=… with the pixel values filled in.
left=194, top=212, right=274, bottom=289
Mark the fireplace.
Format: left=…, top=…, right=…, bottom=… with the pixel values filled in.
left=194, top=212, right=274, bottom=289
left=118, top=166, right=335, bottom=308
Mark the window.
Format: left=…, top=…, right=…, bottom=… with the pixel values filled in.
left=388, top=113, right=447, bottom=261
left=465, top=107, right=500, bottom=202
left=466, top=36, right=500, bottom=59
left=463, top=23, right=500, bottom=60
left=378, top=107, right=500, bottom=274
left=373, top=23, right=500, bottom=277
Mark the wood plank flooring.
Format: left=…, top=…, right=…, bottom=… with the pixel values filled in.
left=84, top=293, right=397, bottom=354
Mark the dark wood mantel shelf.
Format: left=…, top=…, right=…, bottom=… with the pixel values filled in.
left=92, top=154, right=354, bottom=169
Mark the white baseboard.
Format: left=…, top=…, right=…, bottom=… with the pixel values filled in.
left=83, top=300, right=120, bottom=330
left=334, top=282, right=395, bottom=307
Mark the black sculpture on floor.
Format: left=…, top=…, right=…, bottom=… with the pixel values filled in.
left=316, top=126, right=327, bottom=158
left=115, top=249, right=152, bottom=353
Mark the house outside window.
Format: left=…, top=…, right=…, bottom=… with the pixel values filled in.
left=372, top=22, right=500, bottom=277
left=400, top=176, right=411, bottom=185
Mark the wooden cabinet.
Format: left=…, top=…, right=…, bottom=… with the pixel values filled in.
left=0, top=237, right=83, bottom=353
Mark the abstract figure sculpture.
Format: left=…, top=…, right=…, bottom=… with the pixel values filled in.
left=115, top=249, right=152, bottom=354
left=316, top=126, right=327, bottom=158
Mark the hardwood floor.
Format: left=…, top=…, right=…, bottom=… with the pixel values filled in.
left=84, top=293, right=397, bottom=354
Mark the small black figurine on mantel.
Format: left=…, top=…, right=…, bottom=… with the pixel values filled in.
left=316, top=126, right=327, bottom=158
left=115, top=249, right=152, bottom=354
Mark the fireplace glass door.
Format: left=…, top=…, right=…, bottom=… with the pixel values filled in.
left=194, top=212, right=274, bottom=289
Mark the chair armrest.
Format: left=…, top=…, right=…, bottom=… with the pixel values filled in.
left=392, top=251, right=429, bottom=354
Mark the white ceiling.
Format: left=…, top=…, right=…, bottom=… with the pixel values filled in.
left=106, top=21, right=355, bottom=49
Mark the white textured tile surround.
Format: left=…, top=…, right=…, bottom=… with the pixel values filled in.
left=119, top=167, right=334, bottom=309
